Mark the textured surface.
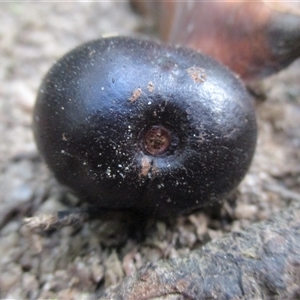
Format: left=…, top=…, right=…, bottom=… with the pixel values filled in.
left=0, top=2, right=300, bottom=299
left=102, top=202, right=300, bottom=299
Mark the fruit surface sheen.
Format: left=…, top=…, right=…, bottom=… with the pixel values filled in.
left=33, top=36, right=257, bottom=217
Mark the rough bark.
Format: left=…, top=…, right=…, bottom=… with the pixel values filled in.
left=101, top=202, right=300, bottom=299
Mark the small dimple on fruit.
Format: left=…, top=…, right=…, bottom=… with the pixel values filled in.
left=143, top=126, right=171, bottom=156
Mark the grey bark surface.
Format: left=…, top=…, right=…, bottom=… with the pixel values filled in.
left=102, top=203, right=300, bottom=299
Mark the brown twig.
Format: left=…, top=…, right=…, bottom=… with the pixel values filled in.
left=23, top=210, right=89, bottom=233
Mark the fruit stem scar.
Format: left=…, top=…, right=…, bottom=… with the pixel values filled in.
left=144, top=125, right=171, bottom=156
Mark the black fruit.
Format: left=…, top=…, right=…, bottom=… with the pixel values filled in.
left=33, top=36, right=257, bottom=217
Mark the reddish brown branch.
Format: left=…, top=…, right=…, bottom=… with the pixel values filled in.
left=132, top=1, right=300, bottom=81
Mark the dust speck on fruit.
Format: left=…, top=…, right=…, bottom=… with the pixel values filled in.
left=62, top=133, right=67, bottom=141
left=129, top=88, right=142, bottom=103
left=186, top=66, right=207, bottom=83
left=140, top=156, right=152, bottom=177
left=147, top=81, right=154, bottom=92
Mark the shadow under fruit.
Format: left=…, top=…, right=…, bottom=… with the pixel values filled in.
left=33, top=36, right=257, bottom=217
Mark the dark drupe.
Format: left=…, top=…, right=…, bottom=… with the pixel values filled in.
left=33, top=36, right=257, bottom=217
